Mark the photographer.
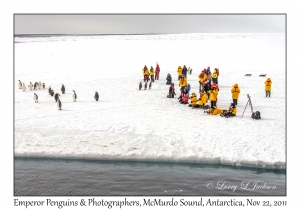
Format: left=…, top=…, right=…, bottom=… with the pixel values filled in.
left=221, top=103, right=237, bottom=118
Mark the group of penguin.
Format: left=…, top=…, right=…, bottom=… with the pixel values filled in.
left=139, top=81, right=152, bottom=90
left=18, top=80, right=100, bottom=111
left=18, top=80, right=45, bottom=92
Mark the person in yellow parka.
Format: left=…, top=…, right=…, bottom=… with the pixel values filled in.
left=198, top=69, right=207, bottom=92
left=193, top=90, right=208, bottom=109
left=221, top=103, right=237, bottom=118
left=264, top=78, right=272, bottom=97
left=177, top=66, right=183, bottom=80
left=188, top=92, right=197, bottom=107
left=142, top=65, right=150, bottom=82
left=212, top=69, right=218, bottom=84
left=209, top=86, right=218, bottom=108
left=231, top=83, right=240, bottom=105
left=206, top=106, right=223, bottom=115
left=149, top=66, right=155, bottom=82
left=179, top=75, right=187, bottom=88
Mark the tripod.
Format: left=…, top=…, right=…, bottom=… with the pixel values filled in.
left=241, top=94, right=254, bottom=118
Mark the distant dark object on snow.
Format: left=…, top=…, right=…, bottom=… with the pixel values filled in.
left=144, top=82, right=147, bottom=90
left=259, top=74, right=267, bottom=77
left=245, top=74, right=252, bottom=76
left=94, top=91, right=99, bottom=101
left=139, top=82, right=142, bottom=90
left=61, top=84, right=65, bottom=94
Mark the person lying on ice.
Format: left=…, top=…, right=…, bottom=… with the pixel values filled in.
left=205, top=106, right=223, bottom=115
left=167, top=83, right=176, bottom=98
left=221, top=103, right=237, bottom=118
left=188, top=92, right=197, bottom=107
left=166, top=73, right=172, bottom=85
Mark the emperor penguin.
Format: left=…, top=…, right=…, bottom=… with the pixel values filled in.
left=33, top=93, right=38, bottom=103
left=61, top=84, right=65, bottom=94
left=42, top=82, right=45, bottom=89
left=28, top=82, right=33, bottom=91
left=54, top=93, right=60, bottom=102
left=57, top=99, right=62, bottom=110
left=33, top=82, right=38, bottom=90
left=149, top=81, right=152, bottom=89
left=50, top=89, right=54, bottom=96
left=139, top=82, right=142, bottom=90
left=18, top=80, right=22, bottom=89
left=22, top=83, right=26, bottom=92
left=48, top=86, right=52, bottom=95
left=72, top=90, right=77, bottom=102
left=144, top=82, right=147, bottom=90
left=94, top=91, right=99, bottom=101
left=38, top=81, right=41, bottom=89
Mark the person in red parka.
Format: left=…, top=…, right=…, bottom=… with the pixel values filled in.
left=155, top=63, right=160, bottom=80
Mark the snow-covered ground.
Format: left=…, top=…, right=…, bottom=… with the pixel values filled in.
left=14, top=33, right=285, bottom=169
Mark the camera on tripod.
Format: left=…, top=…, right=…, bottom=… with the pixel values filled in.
left=242, top=94, right=261, bottom=120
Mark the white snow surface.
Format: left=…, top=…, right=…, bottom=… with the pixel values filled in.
left=14, top=33, right=286, bottom=169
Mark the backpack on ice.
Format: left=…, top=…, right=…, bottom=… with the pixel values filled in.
left=251, top=111, right=261, bottom=120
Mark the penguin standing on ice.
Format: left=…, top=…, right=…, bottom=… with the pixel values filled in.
left=139, top=82, right=142, bottom=90
left=22, top=83, right=26, bottom=92
left=144, top=82, right=148, bottom=90
left=149, top=81, right=152, bottom=89
left=33, top=82, right=38, bottom=90
left=38, top=81, right=41, bottom=89
left=54, top=93, right=60, bottom=102
left=42, top=82, right=45, bottom=89
left=57, top=99, right=62, bottom=110
left=72, top=90, right=77, bottom=102
left=94, top=91, right=99, bottom=101
left=33, top=93, right=38, bottom=103
left=61, top=84, right=65, bottom=94
left=50, top=89, right=54, bottom=96
left=28, top=82, right=33, bottom=91
left=48, top=86, right=52, bottom=95
left=18, top=80, right=22, bottom=89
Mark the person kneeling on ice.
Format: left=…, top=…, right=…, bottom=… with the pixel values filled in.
left=221, top=103, right=237, bottom=118
left=188, top=92, right=197, bottom=107
left=180, top=93, right=188, bottom=104
left=167, top=83, right=176, bottom=98
left=166, top=73, right=172, bottom=85
left=205, top=106, right=223, bottom=115
left=178, top=87, right=187, bottom=103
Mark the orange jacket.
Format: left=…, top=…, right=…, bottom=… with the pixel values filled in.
left=264, top=78, right=272, bottom=91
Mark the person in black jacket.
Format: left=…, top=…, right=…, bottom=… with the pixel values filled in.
left=167, top=83, right=176, bottom=98
left=182, top=65, right=188, bottom=77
